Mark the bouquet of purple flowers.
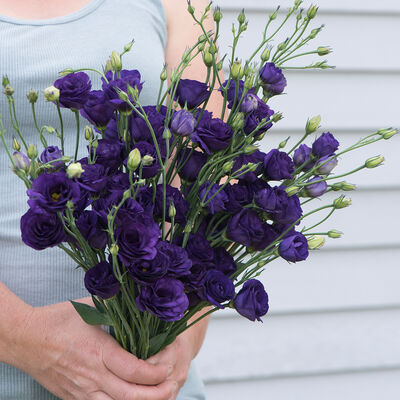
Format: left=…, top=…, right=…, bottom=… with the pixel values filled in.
left=0, top=1, right=396, bottom=359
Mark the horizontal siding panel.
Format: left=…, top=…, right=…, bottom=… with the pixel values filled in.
left=204, top=369, right=400, bottom=400
left=197, top=308, right=400, bottom=381
left=212, top=247, right=400, bottom=316
left=218, top=0, right=400, bottom=14
left=217, top=10, right=400, bottom=71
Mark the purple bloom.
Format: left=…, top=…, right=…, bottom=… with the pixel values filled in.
left=263, top=149, right=294, bottom=181
left=115, top=213, right=160, bottom=263
left=27, top=171, right=80, bottom=214
left=12, top=151, right=30, bottom=171
left=157, top=241, right=192, bottom=277
left=305, top=176, right=328, bottom=198
left=183, top=233, right=215, bottom=267
left=103, top=117, right=119, bottom=140
left=171, top=110, right=196, bottom=136
left=227, top=209, right=277, bottom=251
left=244, top=100, right=274, bottom=137
left=316, top=154, right=338, bottom=175
left=234, top=279, right=269, bottom=322
left=177, top=149, right=207, bottom=182
left=214, top=247, right=237, bottom=276
left=21, top=208, right=66, bottom=250
left=40, top=146, right=64, bottom=170
left=312, top=132, right=339, bottom=158
left=191, top=118, right=233, bottom=154
left=259, top=62, right=287, bottom=95
left=80, top=90, right=115, bottom=128
left=102, top=69, right=143, bottom=112
left=91, top=139, right=126, bottom=172
left=174, top=79, right=210, bottom=109
left=127, top=243, right=169, bottom=284
left=232, top=150, right=266, bottom=182
left=199, top=182, right=228, bottom=214
left=219, top=79, right=246, bottom=109
left=202, top=270, right=235, bottom=308
left=241, top=93, right=259, bottom=113
left=76, top=210, right=107, bottom=249
left=131, top=141, right=162, bottom=179
left=154, top=184, right=189, bottom=225
left=54, top=72, right=91, bottom=109
left=136, top=278, right=189, bottom=321
left=77, top=159, right=109, bottom=194
left=224, top=183, right=251, bottom=213
left=293, top=144, right=314, bottom=171
left=84, top=261, right=120, bottom=299
left=279, top=232, right=309, bottom=262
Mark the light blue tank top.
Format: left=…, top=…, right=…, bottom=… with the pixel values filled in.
left=0, top=1, right=205, bottom=398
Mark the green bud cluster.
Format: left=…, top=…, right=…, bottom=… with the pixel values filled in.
left=333, top=196, right=352, bottom=209
left=305, top=115, right=321, bottom=135
left=377, top=128, right=397, bottom=140
left=331, top=181, right=356, bottom=191
left=328, top=229, right=342, bottom=239
left=26, top=90, right=38, bottom=104
left=365, top=155, right=384, bottom=168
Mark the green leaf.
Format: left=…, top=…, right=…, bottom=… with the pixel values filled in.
left=148, top=332, right=171, bottom=356
left=70, top=300, right=113, bottom=326
left=92, top=295, right=107, bottom=314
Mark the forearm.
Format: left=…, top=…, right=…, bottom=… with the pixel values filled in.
left=0, top=282, right=33, bottom=365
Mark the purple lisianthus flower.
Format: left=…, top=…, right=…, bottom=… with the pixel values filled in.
left=157, top=241, right=192, bottom=277
left=154, top=184, right=189, bottom=225
left=219, top=79, right=245, bottom=109
left=84, top=261, right=120, bottom=299
left=191, top=118, right=233, bottom=154
left=115, top=213, right=160, bottom=263
left=293, top=144, right=314, bottom=171
left=199, top=182, right=228, bottom=214
left=279, top=231, right=309, bottom=262
left=224, top=183, right=251, bottom=213
left=27, top=171, right=80, bottom=214
left=274, top=192, right=302, bottom=225
left=227, top=209, right=277, bottom=251
left=90, top=138, right=126, bottom=172
left=103, top=117, right=120, bottom=140
left=131, top=141, right=162, bottom=178
left=77, top=158, right=109, bottom=194
left=305, top=176, right=328, bottom=198
left=263, top=149, right=294, bottom=181
left=171, top=109, right=196, bottom=136
left=127, top=243, right=169, bottom=284
left=243, top=100, right=274, bottom=137
left=136, top=185, right=155, bottom=215
left=54, top=72, right=91, bottom=109
left=76, top=210, right=107, bottom=249
left=80, top=90, right=115, bottom=128
left=136, top=277, right=189, bottom=321
left=12, top=151, right=30, bottom=172
left=21, top=208, right=66, bottom=250
left=40, top=146, right=64, bottom=170
left=174, top=79, right=210, bottom=109
left=232, top=150, right=266, bottom=183
left=259, top=62, right=287, bottom=95
left=214, top=247, right=237, bottom=276
left=202, top=270, right=235, bottom=308
left=312, top=132, right=339, bottom=158
left=316, top=154, right=338, bottom=175
left=234, top=279, right=269, bottom=322
left=102, top=69, right=143, bottom=112
left=241, top=93, right=259, bottom=113
left=177, top=149, right=207, bottom=182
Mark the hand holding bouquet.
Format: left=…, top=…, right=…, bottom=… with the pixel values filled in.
left=0, top=0, right=396, bottom=362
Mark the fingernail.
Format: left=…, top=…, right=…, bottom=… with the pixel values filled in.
left=167, top=364, right=174, bottom=377
left=172, top=381, right=179, bottom=394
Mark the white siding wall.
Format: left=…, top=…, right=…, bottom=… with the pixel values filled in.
left=196, top=1, right=400, bottom=398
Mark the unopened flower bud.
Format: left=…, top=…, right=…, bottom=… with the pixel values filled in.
left=163, top=127, right=172, bottom=140
left=231, top=60, right=244, bottom=80
left=123, top=189, right=131, bottom=201
left=43, top=126, right=56, bottom=135
left=272, top=112, right=283, bottom=123
left=270, top=8, right=279, bottom=20
left=294, top=0, right=302, bottom=10
left=117, top=89, right=129, bottom=102
left=12, top=138, right=21, bottom=151
left=187, top=3, right=195, bottom=15
left=285, top=186, right=300, bottom=196
left=44, top=86, right=60, bottom=102
left=110, top=51, right=122, bottom=71
left=2, top=75, right=10, bottom=87
left=160, top=65, right=168, bottom=81
left=365, top=155, right=384, bottom=168
left=317, top=47, right=331, bottom=56
left=104, top=59, right=113, bottom=73
left=12, top=151, right=30, bottom=173
left=171, top=110, right=195, bottom=136
left=231, top=112, right=244, bottom=130
left=84, top=125, right=94, bottom=141
left=169, top=203, right=176, bottom=219
left=26, top=90, right=38, bottom=104
left=182, top=49, right=191, bottom=64
left=58, top=68, right=74, bottom=77
left=124, top=40, right=134, bottom=53
left=142, top=155, right=154, bottom=166
left=222, top=161, right=233, bottom=173
left=92, top=139, right=99, bottom=149
left=305, top=115, right=321, bottom=135
left=237, top=9, right=246, bottom=24
left=241, top=93, right=258, bottom=113
left=208, top=43, right=217, bottom=55
left=203, top=48, right=214, bottom=67
left=378, top=128, right=397, bottom=140
left=307, top=5, right=318, bottom=19
left=309, top=27, right=322, bottom=39
left=67, top=162, right=84, bottom=179
left=245, top=162, right=257, bottom=172
left=198, top=34, right=207, bottom=43
left=307, top=235, right=325, bottom=250
left=3, top=85, right=14, bottom=96
left=328, top=229, right=342, bottom=239
left=244, top=145, right=258, bottom=154
left=257, top=260, right=268, bottom=268
left=213, top=7, right=222, bottom=22
left=27, top=144, right=38, bottom=159
left=126, top=84, right=138, bottom=101
left=331, top=181, right=356, bottom=191
left=110, top=243, right=119, bottom=256
left=261, top=47, right=271, bottom=62
left=66, top=200, right=75, bottom=210
left=333, top=196, right=352, bottom=209
left=216, top=61, right=223, bottom=71
left=198, top=42, right=205, bottom=52
left=277, top=42, right=287, bottom=52
left=127, top=148, right=141, bottom=171
left=278, top=137, right=290, bottom=149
